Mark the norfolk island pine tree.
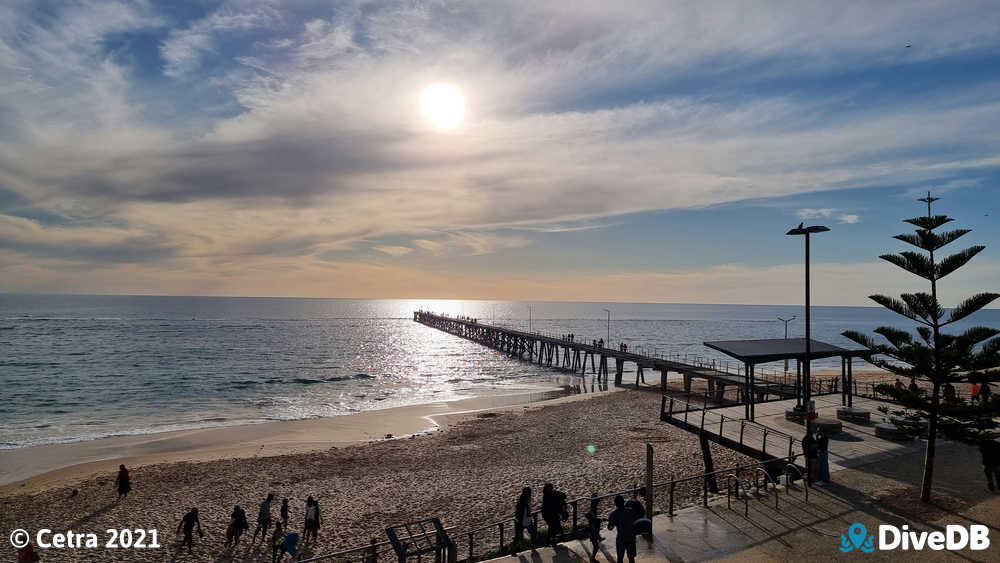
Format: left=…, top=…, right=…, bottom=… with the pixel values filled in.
left=841, top=192, right=1000, bottom=502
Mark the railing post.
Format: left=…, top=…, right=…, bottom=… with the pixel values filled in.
left=499, top=522, right=504, bottom=555
left=367, top=537, right=378, bottom=563
left=669, top=477, right=676, bottom=516
left=703, top=477, right=708, bottom=506
left=739, top=420, right=745, bottom=446
left=571, top=500, right=578, bottom=536
left=467, top=532, right=474, bottom=562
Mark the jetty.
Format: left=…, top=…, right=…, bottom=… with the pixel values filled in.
left=413, top=310, right=841, bottom=407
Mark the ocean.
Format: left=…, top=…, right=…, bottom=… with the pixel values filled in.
left=2, top=294, right=997, bottom=450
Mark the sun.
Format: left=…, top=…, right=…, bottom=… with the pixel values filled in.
left=421, top=83, right=465, bottom=130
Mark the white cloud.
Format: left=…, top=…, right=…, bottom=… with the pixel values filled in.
left=796, top=208, right=835, bottom=219
left=374, top=245, right=413, bottom=257
left=838, top=214, right=860, bottom=224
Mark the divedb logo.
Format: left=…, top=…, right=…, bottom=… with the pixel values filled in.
left=840, top=522, right=990, bottom=552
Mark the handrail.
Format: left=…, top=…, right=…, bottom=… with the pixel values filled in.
left=753, top=467, right=780, bottom=510
left=725, top=473, right=748, bottom=517
left=782, top=464, right=808, bottom=501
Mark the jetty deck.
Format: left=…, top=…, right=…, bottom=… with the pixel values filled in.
left=413, top=311, right=837, bottom=402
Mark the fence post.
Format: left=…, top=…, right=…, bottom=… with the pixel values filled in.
left=669, top=478, right=676, bottom=517
left=571, top=501, right=578, bottom=536
left=499, top=522, right=504, bottom=555
left=646, top=443, right=654, bottom=518
left=467, top=532, right=474, bottom=562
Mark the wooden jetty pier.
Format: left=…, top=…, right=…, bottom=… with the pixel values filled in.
left=413, top=311, right=834, bottom=404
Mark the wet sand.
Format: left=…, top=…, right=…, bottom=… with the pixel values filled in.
left=0, top=387, right=575, bottom=494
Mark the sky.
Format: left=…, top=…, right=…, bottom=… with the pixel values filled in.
left=1, top=0, right=998, bottom=305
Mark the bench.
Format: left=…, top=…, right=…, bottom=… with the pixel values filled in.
left=836, top=407, right=871, bottom=424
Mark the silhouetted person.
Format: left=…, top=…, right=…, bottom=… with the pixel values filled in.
left=598, top=338, right=604, bottom=348
left=303, top=496, right=321, bottom=543
left=908, top=378, right=919, bottom=394
left=280, top=498, right=290, bottom=528
left=981, top=439, right=1000, bottom=491
left=981, top=381, right=993, bottom=403
left=625, top=488, right=651, bottom=535
left=513, top=487, right=537, bottom=554
left=802, top=431, right=817, bottom=485
left=607, top=495, right=636, bottom=563
left=541, top=483, right=567, bottom=546
left=177, top=507, right=203, bottom=554
left=253, top=493, right=275, bottom=543
left=115, top=464, right=131, bottom=501
left=271, top=521, right=286, bottom=563
left=227, top=505, right=249, bottom=548
left=815, top=428, right=830, bottom=485
left=894, top=378, right=905, bottom=391
left=585, top=492, right=602, bottom=557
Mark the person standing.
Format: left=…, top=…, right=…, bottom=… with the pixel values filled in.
left=585, top=492, right=602, bottom=556
left=606, top=495, right=636, bottom=563
left=513, top=487, right=536, bottom=554
left=227, top=504, right=249, bottom=548
left=280, top=498, right=290, bottom=528
left=253, top=494, right=275, bottom=543
left=541, top=483, right=567, bottom=546
left=980, top=439, right=1000, bottom=492
left=115, top=464, right=131, bottom=501
left=815, top=428, right=830, bottom=485
left=802, top=431, right=817, bottom=485
left=271, top=521, right=286, bottom=563
left=303, top=496, right=322, bottom=543
left=176, top=507, right=203, bottom=554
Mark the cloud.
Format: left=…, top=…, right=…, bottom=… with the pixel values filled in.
left=796, top=208, right=835, bottom=219
left=374, top=245, right=413, bottom=257
left=2, top=1, right=1000, bottom=294
left=838, top=214, right=860, bottom=224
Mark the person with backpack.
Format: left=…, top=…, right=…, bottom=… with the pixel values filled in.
left=541, top=483, right=567, bottom=546
left=607, top=495, right=636, bottom=563
left=226, top=505, right=249, bottom=548
left=625, top=487, right=651, bottom=535
left=252, top=494, right=275, bottom=543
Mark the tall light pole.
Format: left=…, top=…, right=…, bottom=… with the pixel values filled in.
left=786, top=223, right=829, bottom=426
left=602, top=308, right=611, bottom=343
left=777, top=315, right=796, bottom=372
left=492, top=304, right=496, bottom=326
left=528, top=305, right=532, bottom=332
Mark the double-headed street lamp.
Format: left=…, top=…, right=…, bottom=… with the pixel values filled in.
left=786, top=223, right=829, bottom=425
left=602, top=308, right=611, bottom=343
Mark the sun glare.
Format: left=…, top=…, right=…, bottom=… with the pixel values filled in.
left=421, top=83, right=465, bottom=130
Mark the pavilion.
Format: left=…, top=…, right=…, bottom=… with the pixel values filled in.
left=703, top=338, right=868, bottom=421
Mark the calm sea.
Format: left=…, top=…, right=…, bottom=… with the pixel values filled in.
left=2, top=294, right=997, bottom=449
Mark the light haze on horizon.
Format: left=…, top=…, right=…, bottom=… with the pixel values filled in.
left=1, top=1, right=999, bottom=305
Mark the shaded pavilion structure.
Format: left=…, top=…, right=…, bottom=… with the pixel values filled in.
left=704, top=338, right=867, bottom=421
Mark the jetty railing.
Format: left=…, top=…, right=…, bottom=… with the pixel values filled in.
left=301, top=454, right=806, bottom=563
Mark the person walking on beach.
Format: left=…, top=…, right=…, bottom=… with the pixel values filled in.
left=115, top=464, right=131, bottom=501
left=802, top=431, right=817, bottom=485
left=541, top=483, right=567, bottom=546
left=176, top=507, right=203, bottom=554
left=226, top=505, right=249, bottom=548
left=513, top=487, right=537, bottom=554
left=815, top=428, right=830, bottom=485
left=253, top=493, right=275, bottom=543
left=980, top=439, right=1000, bottom=491
left=280, top=498, right=290, bottom=528
left=303, top=496, right=322, bottom=543
left=607, top=495, right=636, bottom=563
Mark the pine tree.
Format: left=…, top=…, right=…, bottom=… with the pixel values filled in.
left=842, top=192, right=1000, bottom=502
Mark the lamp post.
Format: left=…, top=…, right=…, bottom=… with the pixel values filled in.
left=528, top=305, right=532, bottom=332
left=602, top=308, right=611, bottom=343
left=786, top=223, right=829, bottom=428
left=777, top=315, right=796, bottom=372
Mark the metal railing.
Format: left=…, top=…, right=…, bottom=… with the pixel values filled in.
left=306, top=451, right=807, bottom=562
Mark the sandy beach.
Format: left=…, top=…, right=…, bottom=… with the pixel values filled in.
left=1, top=387, right=754, bottom=562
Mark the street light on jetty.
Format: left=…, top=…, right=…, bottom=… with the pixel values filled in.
left=602, top=308, right=611, bottom=343
left=786, top=223, right=829, bottom=430
left=777, top=315, right=796, bottom=372
left=528, top=305, right=532, bottom=332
